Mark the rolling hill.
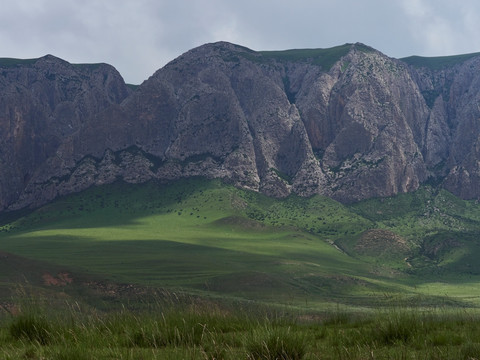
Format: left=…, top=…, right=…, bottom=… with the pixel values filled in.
left=2, top=178, right=480, bottom=310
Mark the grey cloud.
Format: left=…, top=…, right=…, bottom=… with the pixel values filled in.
left=0, top=0, right=478, bottom=83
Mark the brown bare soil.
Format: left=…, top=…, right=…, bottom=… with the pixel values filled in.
left=355, top=229, right=409, bottom=257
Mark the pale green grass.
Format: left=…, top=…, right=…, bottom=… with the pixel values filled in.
left=2, top=215, right=373, bottom=304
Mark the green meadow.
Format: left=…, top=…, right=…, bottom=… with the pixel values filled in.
left=3, top=178, right=480, bottom=357
left=1, top=178, right=480, bottom=310
left=0, top=179, right=375, bottom=308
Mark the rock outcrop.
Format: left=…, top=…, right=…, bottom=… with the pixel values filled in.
left=1, top=42, right=480, bottom=211
left=0, top=55, right=130, bottom=210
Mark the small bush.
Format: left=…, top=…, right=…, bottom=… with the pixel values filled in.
left=429, top=332, right=449, bottom=346
left=123, top=312, right=213, bottom=348
left=22, top=347, right=37, bottom=359
left=373, top=311, right=419, bottom=345
left=129, top=328, right=165, bottom=348
left=246, top=327, right=307, bottom=360
left=201, top=338, right=228, bottom=360
left=460, top=342, right=480, bottom=360
left=9, top=313, right=53, bottom=345
left=51, top=346, right=91, bottom=360
left=323, top=311, right=351, bottom=326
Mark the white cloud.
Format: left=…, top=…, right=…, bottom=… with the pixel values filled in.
left=400, top=0, right=480, bottom=56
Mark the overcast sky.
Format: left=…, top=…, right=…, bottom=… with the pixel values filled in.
left=1, top=0, right=479, bottom=84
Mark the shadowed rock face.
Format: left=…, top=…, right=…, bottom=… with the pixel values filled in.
left=1, top=42, right=480, bottom=211
left=0, top=55, right=131, bottom=210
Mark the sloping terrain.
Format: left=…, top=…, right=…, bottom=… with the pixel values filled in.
left=2, top=179, right=480, bottom=309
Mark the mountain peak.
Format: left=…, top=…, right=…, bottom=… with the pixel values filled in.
left=2, top=42, right=480, bottom=211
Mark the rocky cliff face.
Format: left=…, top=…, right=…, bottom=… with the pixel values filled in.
left=0, top=55, right=130, bottom=210
left=406, top=55, right=480, bottom=199
left=1, top=43, right=480, bottom=211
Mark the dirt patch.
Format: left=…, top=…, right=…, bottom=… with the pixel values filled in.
left=422, top=237, right=462, bottom=259
left=82, top=281, right=151, bottom=299
left=0, top=302, right=19, bottom=315
left=230, top=194, right=248, bottom=210
left=42, top=272, right=73, bottom=286
left=213, top=216, right=266, bottom=231
left=355, top=229, right=409, bottom=257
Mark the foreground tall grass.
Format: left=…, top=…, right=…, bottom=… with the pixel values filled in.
left=3, top=302, right=480, bottom=359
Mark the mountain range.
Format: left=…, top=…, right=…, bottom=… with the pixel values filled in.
left=2, top=42, right=480, bottom=212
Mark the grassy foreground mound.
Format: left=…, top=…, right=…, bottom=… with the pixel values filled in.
left=2, top=301, right=480, bottom=359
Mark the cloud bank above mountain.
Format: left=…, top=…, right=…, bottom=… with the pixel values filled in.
left=0, top=0, right=479, bottom=84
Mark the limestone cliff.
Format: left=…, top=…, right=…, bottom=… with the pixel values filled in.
left=2, top=43, right=480, bottom=211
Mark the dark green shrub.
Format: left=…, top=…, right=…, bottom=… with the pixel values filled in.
left=460, top=342, right=480, bottom=360
left=201, top=338, right=228, bottom=360
left=129, top=328, right=166, bottom=348
left=246, top=327, right=306, bottom=360
left=9, top=313, right=52, bottom=345
left=373, top=311, right=419, bottom=345
left=323, top=311, right=351, bottom=326
left=125, top=312, right=211, bottom=348
left=52, top=347, right=91, bottom=360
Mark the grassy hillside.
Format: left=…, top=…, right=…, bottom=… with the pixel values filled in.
left=258, top=43, right=374, bottom=70
left=0, top=57, right=38, bottom=68
left=2, top=178, right=480, bottom=310
left=259, top=44, right=352, bottom=70
left=401, top=52, right=480, bottom=69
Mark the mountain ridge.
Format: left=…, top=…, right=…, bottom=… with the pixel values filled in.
left=2, top=42, right=480, bottom=211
